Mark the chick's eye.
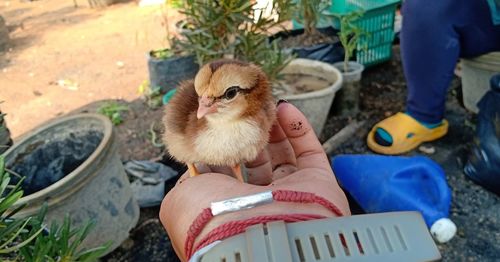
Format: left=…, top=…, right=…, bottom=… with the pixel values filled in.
left=223, top=86, right=240, bottom=100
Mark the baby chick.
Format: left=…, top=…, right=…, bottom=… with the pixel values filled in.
left=163, top=59, right=276, bottom=182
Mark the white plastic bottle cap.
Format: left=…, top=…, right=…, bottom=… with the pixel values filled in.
left=430, top=218, right=457, bottom=243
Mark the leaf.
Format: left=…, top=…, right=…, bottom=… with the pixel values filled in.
left=0, top=191, right=23, bottom=214
left=68, top=220, right=95, bottom=253
left=35, top=202, right=48, bottom=223
left=60, top=216, right=71, bottom=253
left=75, top=242, right=111, bottom=261
left=1, top=226, right=43, bottom=254
left=0, top=218, right=27, bottom=243
left=0, top=218, right=42, bottom=252
left=4, top=203, right=27, bottom=219
left=0, top=174, right=10, bottom=199
left=0, top=155, right=4, bottom=178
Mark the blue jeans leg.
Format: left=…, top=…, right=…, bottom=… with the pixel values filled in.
left=402, top=0, right=500, bottom=123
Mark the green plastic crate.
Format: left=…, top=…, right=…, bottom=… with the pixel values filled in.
left=326, top=0, right=401, bottom=66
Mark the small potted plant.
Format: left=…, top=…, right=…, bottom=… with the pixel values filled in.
left=332, top=11, right=366, bottom=116
left=147, top=45, right=199, bottom=95
left=176, top=0, right=343, bottom=135
left=176, top=0, right=292, bottom=80
left=147, top=9, right=199, bottom=94
left=271, top=0, right=344, bottom=64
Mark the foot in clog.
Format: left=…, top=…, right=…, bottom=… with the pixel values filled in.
left=367, top=112, right=449, bottom=155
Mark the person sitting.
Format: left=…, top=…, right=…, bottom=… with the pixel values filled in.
left=367, top=0, right=500, bottom=154
left=159, top=101, right=351, bottom=261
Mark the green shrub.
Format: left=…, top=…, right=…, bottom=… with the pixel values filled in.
left=337, top=10, right=366, bottom=72
left=177, top=0, right=294, bottom=82
left=0, top=155, right=110, bottom=261
left=294, top=0, right=330, bottom=36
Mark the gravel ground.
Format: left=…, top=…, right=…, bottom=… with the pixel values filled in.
left=102, top=46, right=499, bottom=261
left=325, top=46, right=500, bottom=261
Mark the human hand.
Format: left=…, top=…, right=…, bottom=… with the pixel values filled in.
left=160, top=101, right=350, bottom=261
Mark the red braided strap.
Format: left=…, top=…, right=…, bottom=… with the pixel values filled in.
left=185, top=208, right=213, bottom=258
left=189, top=213, right=326, bottom=259
left=272, top=190, right=344, bottom=216
left=184, top=190, right=345, bottom=260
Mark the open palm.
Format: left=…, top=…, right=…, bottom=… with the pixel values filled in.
left=160, top=102, right=350, bottom=261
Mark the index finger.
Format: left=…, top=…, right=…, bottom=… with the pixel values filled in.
left=276, top=102, right=331, bottom=172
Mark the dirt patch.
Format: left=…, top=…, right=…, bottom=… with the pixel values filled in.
left=103, top=212, right=180, bottom=262
left=0, top=0, right=176, bottom=138
left=273, top=73, right=331, bottom=96
left=290, top=120, right=303, bottom=131
left=65, top=98, right=165, bottom=162
left=279, top=28, right=336, bottom=48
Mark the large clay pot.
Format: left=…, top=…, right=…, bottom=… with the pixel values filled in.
left=5, top=114, right=139, bottom=255
left=277, top=58, right=343, bottom=135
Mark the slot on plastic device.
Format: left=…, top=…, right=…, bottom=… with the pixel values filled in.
left=199, top=211, right=441, bottom=262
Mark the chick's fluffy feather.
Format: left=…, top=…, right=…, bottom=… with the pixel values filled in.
left=163, top=60, right=276, bottom=167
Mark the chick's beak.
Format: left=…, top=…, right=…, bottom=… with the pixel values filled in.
left=197, top=95, right=217, bottom=119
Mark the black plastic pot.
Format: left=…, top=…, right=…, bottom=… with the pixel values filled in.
left=270, top=27, right=344, bottom=65
left=147, top=54, right=199, bottom=93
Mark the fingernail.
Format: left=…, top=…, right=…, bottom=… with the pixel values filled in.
left=277, top=99, right=288, bottom=105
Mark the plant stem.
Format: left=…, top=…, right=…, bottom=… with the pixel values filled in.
left=344, top=50, right=349, bottom=73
